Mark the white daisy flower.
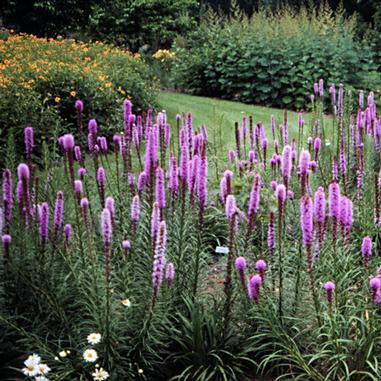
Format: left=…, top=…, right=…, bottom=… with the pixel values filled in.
left=92, top=368, right=110, bottom=380
left=25, top=354, right=41, bottom=366
left=87, top=333, right=102, bottom=345
left=22, top=364, right=40, bottom=377
left=22, top=354, right=41, bottom=376
left=38, top=363, right=51, bottom=374
left=83, top=349, right=98, bottom=363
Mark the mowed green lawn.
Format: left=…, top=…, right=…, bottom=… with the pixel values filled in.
left=158, top=91, right=302, bottom=152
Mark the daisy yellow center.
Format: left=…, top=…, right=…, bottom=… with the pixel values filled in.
left=27, top=365, right=36, bottom=371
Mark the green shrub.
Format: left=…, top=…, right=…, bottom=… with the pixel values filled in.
left=173, top=4, right=377, bottom=110
left=0, top=33, right=159, bottom=162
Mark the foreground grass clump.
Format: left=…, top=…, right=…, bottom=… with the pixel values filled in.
left=0, top=33, right=158, bottom=161
left=1, top=82, right=381, bottom=381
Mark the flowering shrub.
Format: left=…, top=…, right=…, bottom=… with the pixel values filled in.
left=1, top=81, right=381, bottom=380
left=0, top=33, right=158, bottom=162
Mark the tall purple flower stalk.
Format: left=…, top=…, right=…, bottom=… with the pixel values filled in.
left=299, top=149, right=310, bottom=195
left=301, top=194, right=321, bottom=324
left=17, top=164, right=31, bottom=222
left=3, top=169, right=13, bottom=230
left=101, top=208, right=112, bottom=282
left=80, top=198, right=90, bottom=234
left=314, top=187, right=326, bottom=257
left=97, top=167, right=106, bottom=207
left=64, top=224, right=72, bottom=243
left=248, top=274, right=262, bottom=303
left=323, top=281, right=335, bottom=313
left=155, top=167, right=165, bottom=217
left=2, top=234, right=11, bottom=259
left=38, top=202, right=49, bottom=244
left=267, top=212, right=275, bottom=255
left=247, top=174, right=261, bottom=235
left=166, top=262, right=175, bottom=286
left=131, top=195, right=140, bottom=233
left=62, top=134, right=75, bottom=187
left=152, top=221, right=167, bottom=306
left=24, top=127, right=34, bottom=162
left=361, top=236, right=372, bottom=270
left=53, top=191, right=64, bottom=234
left=198, top=142, right=208, bottom=227
left=235, top=256, right=247, bottom=292
left=169, top=155, right=178, bottom=201
left=328, top=182, right=340, bottom=244
left=281, top=145, right=292, bottom=189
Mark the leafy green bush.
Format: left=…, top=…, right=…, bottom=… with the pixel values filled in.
left=1, top=0, right=199, bottom=51
left=173, top=4, right=377, bottom=109
left=0, top=33, right=159, bottom=161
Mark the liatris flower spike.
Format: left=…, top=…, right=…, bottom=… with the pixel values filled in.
left=361, top=236, right=372, bottom=270
left=323, top=281, right=335, bottom=305
left=235, top=256, right=247, bottom=290
left=24, top=126, right=34, bottom=161
left=248, top=274, right=262, bottom=303
left=255, top=259, right=267, bottom=282
left=166, top=262, right=175, bottom=286
left=370, top=277, right=381, bottom=304
left=2, top=234, right=11, bottom=259
left=122, top=240, right=130, bottom=259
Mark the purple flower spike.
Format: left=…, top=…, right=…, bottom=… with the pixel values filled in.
left=2, top=234, right=11, bottom=258
left=225, top=195, right=237, bottom=220
left=54, top=191, right=64, bottom=232
left=229, top=149, right=235, bottom=163
left=255, top=259, right=267, bottom=281
left=74, top=180, right=83, bottom=202
left=155, top=167, right=165, bottom=211
left=152, top=221, right=167, bottom=305
left=3, top=169, right=13, bottom=227
left=131, top=195, right=140, bottom=224
left=323, top=281, right=335, bottom=305
left=361, top=236, right=372, bottom=270
left=267, top=212, right=275, bottom=253
left=235, top=256, right=246, bottom=272
left=328, top=182, right=340, bottom=243
left=62, top=134, right=75, bottom=152
left=101, top=208, right=112, bottom=245
left=370, top=277, right=381, bottom=303
left=24, top=127, right=34, bottom=160
left=78, top=167, right=86, bottom=180
left=248, top=274, right=262, bottom=303
left=281, top=145, right=292, bottom=188
left=75, top=99, right=84, bottom=112
left=64, top=224, right=72, bottom=242
left=235, top=256, right=247, bottom=290
left=166, top=262, right=175, bottom=285
left=300, top=195, right=313, bottom=249
left=17, top=163, right=30, bottom=181
left=38, top=202, right=49, bottom=243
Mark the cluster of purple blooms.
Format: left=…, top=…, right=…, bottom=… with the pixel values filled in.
left=1, top=79, right=381, bottom=314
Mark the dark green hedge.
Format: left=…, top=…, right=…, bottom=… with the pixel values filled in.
left=172, top=6, right=378, bottom=110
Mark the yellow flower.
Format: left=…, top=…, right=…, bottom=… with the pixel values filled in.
left=98, top=74, right=105, bottom=81
left=121, top=298, right=131, bottom=307
left=70, top=90, right=77, bottom=97
left=55, top=96, right=61, bottom=103
left=15, top=92, right=20, bottom=97
left=105, top=82, right=112, bottom=88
